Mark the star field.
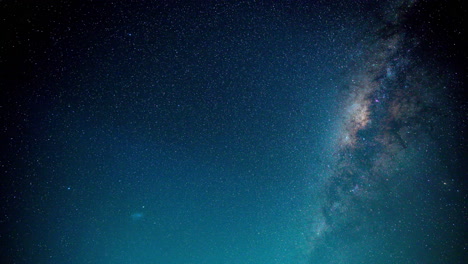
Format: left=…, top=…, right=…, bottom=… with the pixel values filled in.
left=1, top=1, right=466, bottom=263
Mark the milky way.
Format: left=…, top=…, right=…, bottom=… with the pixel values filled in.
left=309, top=1, right=461, bottom=262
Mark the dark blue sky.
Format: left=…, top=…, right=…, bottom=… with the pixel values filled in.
left=1, top=1, right=466, bottom=263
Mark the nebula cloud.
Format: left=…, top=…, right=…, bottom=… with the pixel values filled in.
left=308, top=1, right=457, bottom=262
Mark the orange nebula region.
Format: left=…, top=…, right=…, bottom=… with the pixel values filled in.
left=337, top=34, right=402, bottom=150
left=339, top=77, right=375, bottom=148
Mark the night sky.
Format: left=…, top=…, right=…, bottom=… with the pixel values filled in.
left=1, top=1, right=467, bottom=263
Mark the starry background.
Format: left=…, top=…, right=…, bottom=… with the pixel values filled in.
left=1, top=1, right=466, bottom=264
